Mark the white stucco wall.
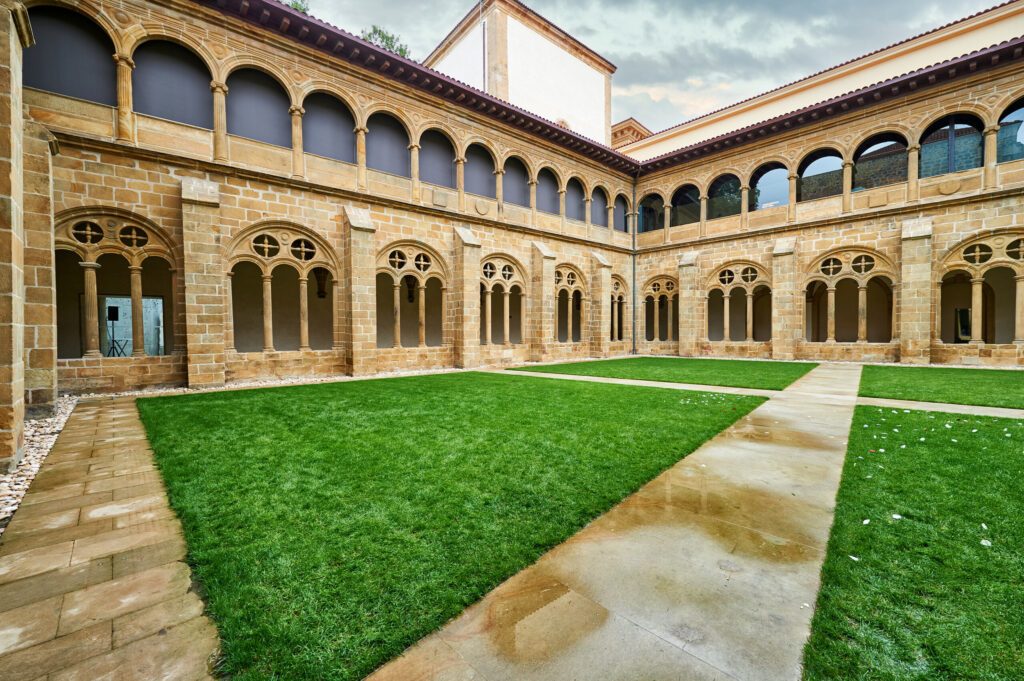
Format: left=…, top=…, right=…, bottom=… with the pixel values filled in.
left=433, top=21, right=486, bottom=91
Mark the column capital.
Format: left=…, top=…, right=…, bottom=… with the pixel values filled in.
left=79, top=261, right=101, bottom=270
left=557, top=188, right=566, bottom=195
left=129, top=265, right=143, bottom=273
left=971, top=276, right=985, bottom=284
left=453, top=157, right=466, bottom=165
left=262, top=273, right=274, bottom=282
left=984, top=124, right=1001, bottom=136
left=843, top=160, right=854, bottom=169
left=699, top=193, right=709, bottom=201
left=112, top=53, right=135, bottom=69
left=407, top=142, right=420, bottom=151
left=907, top=143, right=921, bottom=152
left=353, top=125, right=369, bottom=134
left=740, top=184, right=750, bottom=192
left=788, top=172, right=798, bottom=181
left=1016, top=274, right=1024, bottom=282
left=493, top=168, right=505, bottom=176
left=210, top=81, right=228, bottom=94
left=288, top=105, right=305, bottom=116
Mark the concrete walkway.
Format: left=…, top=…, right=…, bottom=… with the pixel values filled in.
left=0, top=397, right=218, bottom=681
left=370, top=363, right=863, bottom=681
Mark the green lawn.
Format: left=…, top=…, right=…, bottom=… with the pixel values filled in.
left=512, top=356, right=816, bottom=390
left=137, top=372, right=761, bottom=680
left=859, top=365, right=1024, bottom=409
left=803, top=406, right=1024, bottom=680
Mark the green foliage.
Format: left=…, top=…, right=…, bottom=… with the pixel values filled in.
left=514, top=357, right=816, bottom=391
left=287, top=0, right=309, bottom=13
left=859, top=365, right=1024, bottom=409
left=804, top=407, right=1024, bottom=679
left=138, top=372, right=761, bottom=679
left=360, top=25, right=411, bottom=58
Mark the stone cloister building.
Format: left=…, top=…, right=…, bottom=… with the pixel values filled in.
left=1, top=0, right=1024, bottom=468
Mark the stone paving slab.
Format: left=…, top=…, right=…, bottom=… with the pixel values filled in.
left=0, top=397, right=219, bottom=681
left=497, top=369, right=779, bottom=398
left=857, top=395, right=1024, bottom=419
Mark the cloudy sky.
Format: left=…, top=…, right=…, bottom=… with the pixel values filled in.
left=309, top=0, right=989, bottom=133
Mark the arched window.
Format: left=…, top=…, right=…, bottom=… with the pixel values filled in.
left=565, top=178, right=586, bottom=221
left=503, top=157, right=530, bottom=207
left=132, top=41, right=213, bottom=129
left=749, top=164, right=788, bottom=210
left=375, top=245, right=445, bottom=348
left=853, top=133, right=908, bottom=190
left=638, top=194, right=664, bottom=232
left=24, top=6, right=116, bottom=106
left=919, top=115, right=984, bottom=178
left=302, top=93, right=356, bottom=164
left=536, top=168, right=560, bottom=214
left=226, top=69, right=291, bottom=148
left=366, top=112, right=411, bottom=177
left=591, top=188, right=609, bottom=228
left=798, top=150, right=843, bottom=201
left=670, top=184, right=700, bottom=225
left=613, top=195, right=629, bottom=232
left=464, top=144, right=496, bottom=198
left=707, top=174, right=741, bottom=219
left=419, top=129, right=456, bottom=189
left=997, top=98, right=1024, bottom=164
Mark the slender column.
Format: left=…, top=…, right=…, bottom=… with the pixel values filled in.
left=787, top=173, right=798, bottom=221
left=558, top=188, right=567, bottom=232
left=653, top=297, right=661, bottom=342
left=519, top=292, right=526, bottom=345
left=225, top=271, right=234, bottom=352
left=584, top=197, right=593, bottom=228
left=892, top=288, right=900, bottom=342
left=417, top=284, right=426, bottom=347
left=606, top=205, right=614, bottom=232
left=355, top=126, right=368, bottom=190
left=662, top=204, right=671, bottom=243
left=332, top=279, right=343, bottom=350
left=129, top=265, right=144, bottom=356
left=745, top=291, right=754, bottom=342
left=907, top=144, right=920, bottom=202
left=81, top=262, right=102, bottom=357
left=529, top=179, right=538, bottom=226
left=113, top=54, right=135, bottom=143
left=503, top=290, right=511, bottom=346
left=211, top=81, right=228, bottom=161
left=826, top=286, right=836, bottom=343
left=699, top=195, right=708, bottom=237
left=612, top=299, right=619, bottom=341
left=392, top=282, right=401, bottom=348
left=455, top=157, right=466, bottom=211
left=299, top=274, right=310, bottom=350
left=740, top=185, right=750, bottom=230
left=580, top=296, right=588, bottom=343
left=408, top=143, right=420, bottom=200
left=567, top=293, right=575, bottom=343
left=483, top=288, right=492, bottom=344
left=983, top=126, right=999, bottom=189
left=667, top=295, right=675, bottom=342
left=971, top=277, right=984, bottom=344
left=842, top=161, right=853, bottom=213
left=262, top=273, right=274, bottom=352
left=1015, top=275, right=1024, bottom=343
left=290, top=105, right=305, bottom=179
left=857, top=284, right=868, bottom=342
left=494, top=169, right=504, bottom=218
left=722, top=293, right=731, bottom=342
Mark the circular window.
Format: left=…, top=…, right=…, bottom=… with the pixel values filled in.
left=252, top=234, right=280, bottom=258
left=555, top=271, right=563, bottom=285
left=851, top=254, right=875, bottom=274
left=740, top=267, right=758, bottom=283
left=483, top=262, right=496, bottom=279
left=290, top=238, right=316, bottom=261
left=388, top=250, right=407, bottom=269
left=666, top=281, right=676, bottom=292
left=566, top=271, right=577, bottom=286
left=613, top=281, right=620, bottom=292
left=964, top=244, right=993, bottom=265
left=71, top=221, right=104, bottom=244
left=501, top=264, right=514, bottom=280
left=820, top=258, right=842, bottom=276
left=652, top=282, right=661, bottom=293
left=718, top=269, right=735, bottom=285
left=118, top=226, right=148, bottom=248
left=1006, top=239, right=1023, bottom=261
left=414, top=253, right=432, bottom=272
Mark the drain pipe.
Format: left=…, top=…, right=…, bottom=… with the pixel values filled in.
left=630, top=174, right=638, bottom=355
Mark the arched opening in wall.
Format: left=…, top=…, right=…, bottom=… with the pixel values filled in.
left=557, top=289, right=569, bottom=342
left=591, top=188, right=609, bottom=227
left=984, top=267, right=1017, bottom=343
left=753, top=285, right=772, bottom=341
left=707, top=290, right=724, bottom=341
left=225, top=68, right=291, bottom=148
left=464, top=144, right=496, bottom=198
left=644, top=295, right=656, bottom=341
left=707, top=174, right=742, bottom=219
left=132, top=40, right=213, bottom=129
left=853, top=133, right=908, bottom=190
left=998, top=98, right=1024, bottom=163
left=657, top=296, right=670, bottom=341
left=376, top=272, right=396, bottom=348
left=613, top=195, right=629, bottom=232
left=302, top=92, right=356, bottom=163
left=616, top=295, right=626, bottom=340
left=833, top=278, right=859, bottom=342
left=95, top=253, right=131, bottom=357
left=571, top=290, right=583, bottom=342
left=537, top=168, right=560, bottom=214
left=940, top=270, right=972, bottom=343
left=671, top=296, right=679, bottom=341
left=638, top=194, right=664, bottom=232
left=419, top=129, right=456, bottom=188
left=670, top=184, right=700, bottom=225
left=425, top=277, right=444, bottom=346
left=509, top=285, right=524, bottom=344
left=503, top=157, right=530, bottom=207
left=55, top=250, right=84, bottom=359
left=805, top=281, right=828, bottom=342
left=798, top=149, right=843, bottom=201
left=141, top=257, right=173, bottom=355
left=270, top=264, right=300, bottom=351
left=565, top=178, right=586, bottom=222
left=479, top=284, right=487, bottom=343
left=750, top=163, right=788, bottom=210
left=728, top=288, right=746, bottom=341
left=489, top=283, right=506, bottom=344
left=398, top=274, right=420, bottom=347
left=920, top=114, right=984, bottom=178
left=366, top=112, right=411, bottom=177
left=25, top=6, right=117, bottom=106
left=308, top=267, right=334, bottom=350
left=231, top=262, right=263, bottom=352
left=866, top=276, right=894, bottom=342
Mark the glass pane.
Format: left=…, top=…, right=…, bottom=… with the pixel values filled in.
left=143, top=297, right=165, bottom=356
left=751, top=167, right=788, bottom=209
left=952, top=124, right=983, bottom=172
left=799, top=154, right=843, bottom=201
left=998, top=106, right=1024, bottom=163
left=920, top=130, right=950, bottom=178
left=670, top=186, right=700, bottom=225
left=854, top=140, right=908, bottom=190
left=707, top=176, right=741, bottom=219
left=99, top=296, right=132, bottom=357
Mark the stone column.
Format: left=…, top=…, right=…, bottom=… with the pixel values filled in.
left=589, top=252, right=611, bottom=356
left=181, top=178, right=226, bottom=387
left=970, top=277, right=984, bottom=344
left=408, top=143, right=420, bottom=200
left=262, top=273, right=274, bottom=352
left=290, top=105, right=305, bottom=179
left=722, top=293, right=731, bottom=342
left=81, top=262, right=101, bottom=357
left=841, top=161, right=854, bottom=213
left=494, top=169, right=504, bottom=219
left=130, top=265, right=145, bottom=356
left=740, top=185, right=750, bottom=229
left=699, top=195, right=708, bottom=237
left=907, top=145, right=920, bottom=202
left=1015, top=275, right=1024, bottom=343
left=529, top=179, right=538, bottom=227
left=453, top=226, right=482, bottom=368
left=771, top=237, right=798, bottom=359
left=558, top=189, right=567, bottom=231
left=455, top=157, right=465, bottom=212
left=899, top=217, right=933, bottom=363
left=580, top=296, right=588, bottom=344
left=983, top=126, right=999, bottom=189
left=114, top=53, right=135, bottom=143
left=482, top=288, right=491, bottom=345
left=606, top=204, right=614, bottom=232
left=355, top=125, right=368, bottom=190
left=519, top=290, right=526, bottom=345
left=530, top=242, right=556, bottom=360
left=503, top=290, right=511, bottom=346
left=653, top=296, right=661, bottom=342
left=211, top=81, right=228, bottom=162
left=225, top=271, right=234, bottom=352
left=667, top=295, right=675, bottom=343
left=662, top=203, right=671, bottom=243
left=299, top=274, right=310, bottom=350
left=584, top=197, right=592, bottom=229
left=787, top=173, right=798, bottom=221
left=612, top=298, right=619, bottom=341
left=567, top=292, right=575, bottom=343
left=826, top=287, right=836, bottom=342
left=677, top=252, right=699, bottom=356
left=332, top=279, right=343, bottom=350
left=391, top=282, right=401, bottom=348
left=417, top=283, right=426, bottom=347
left=745, top=291, right=754, bottom=342
left=857, top=284, right=868, bottom=342
left=341, top=206, right=377, bottom=376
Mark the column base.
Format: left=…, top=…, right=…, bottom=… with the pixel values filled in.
left=84, top=350, right=102, bottom=358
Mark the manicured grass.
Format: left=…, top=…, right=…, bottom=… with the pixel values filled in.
left=803, top=406, right=1024, bottom=680
left=512, top=356, right=817, bottom=390
left=138, top=372, right=762, bottom=680
left=859, top=365, right=1024, bottom=409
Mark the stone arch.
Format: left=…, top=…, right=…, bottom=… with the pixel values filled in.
left=939, top=228, right=1024, bottom=279
left=220, top=57, right=299, bottom=106
left=124, top=26, right=218, bottom=77
left=54, top=207, right=177, bottom=268
left=642, top=275, right=678, bottom=343
left=376, top=240, right=450, bottom=285
left=741, top=156, right=792, bottom=186
left=850, top=123, right=915, bottom=156
left=480, top=253, right=527, bottom=346
left=806, top=246, right=897, bottom=287
left=359, top=103, right=415, bottom=142
left=913, top=105, right=994, bottom=141
left=25, top=0, right=125, bottom=53
left=228, top=220, right=339, bottom=278
left=297, top=83, right=361, bottom=121
left=706, top=260, right=771, bottom=293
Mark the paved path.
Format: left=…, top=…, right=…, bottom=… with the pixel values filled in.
left=370, top=363, right=863, bottom=681
left=0, top=397, right=218, bottom=681
left=857, top=396, right=1024, bottom=419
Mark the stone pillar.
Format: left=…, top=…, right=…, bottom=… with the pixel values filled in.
left=842, top=161, right=853, bottom=213
left=558, top=189, right=567, bottom=231
left=899, top=217, right=933, bottom=363
left=81, top=262, right=101, bottom=357
left=130, top=265, right=145, bottom=356
left=502, top=289, right=510, bottom=346
left=455, top=157, right=465, bottom=212
left=528, top=179, right=537, bottom=226
left=970, top=277, right=984, bottom=344
left=590, top=252, right=611, bottom=356
left=332, top=279, right=343, bottom=350
left=262, top=273, right=274, bottom=352
left=667, top=295, right=675, bottom=344
left=530, top=241, right=556, bottom=361
left=211, top=81, right=228, bottom=162
left=745, top=291, right=753, bottom=342
left=787, top=173, right=797, bottom=221
left=826, top=287, right=836, bottom=342
left=453, top=226, right=482, bottom=368
left=699, top=195, right=708, bottom=237
left=983, top=126, right=999, bottom=190
left=224, top=271, right=234, bottom=351
left=907, top=145, right=920, bottom=202
left=519, top=289, right=526, bottom=345
left=482, top=288, right=491, bottom=345
left=740, top=185, right=749, bottom=229
left=181, top=178, right=226, bottom=387
left=857, top=284, right=868, bottom=342
left=290, top=105, right=305, bottom=179
left=494, top=169, right=504, bottom=219
left=1015, top=275, right=1024, bottom=343
left=612, top=298, right=619, bottom=341
left=391, top=282, right=400, bottom=348
left=341, top=206, right=376, bottom=376
left=722, top=292, right=731, bottom=342
left=662, top=203, right=671, bottom=243
left=114, top=53, right=135, bottom=143
left=771, top=237, right=798, bottom=359
left=677, top=252, right=699, bottom=357
left=408, top=143, right=420, bottom=200
left=299, top=274, right=310, bottom=350
left=606, top=204, right=614, bottom=232
left=355, top=125, right=368, bottom=190
left=417, top=283, right=426, bottom=347
left=584, top=197, right=592, bottom=229
left=567, top=292, right=575, bottom=343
